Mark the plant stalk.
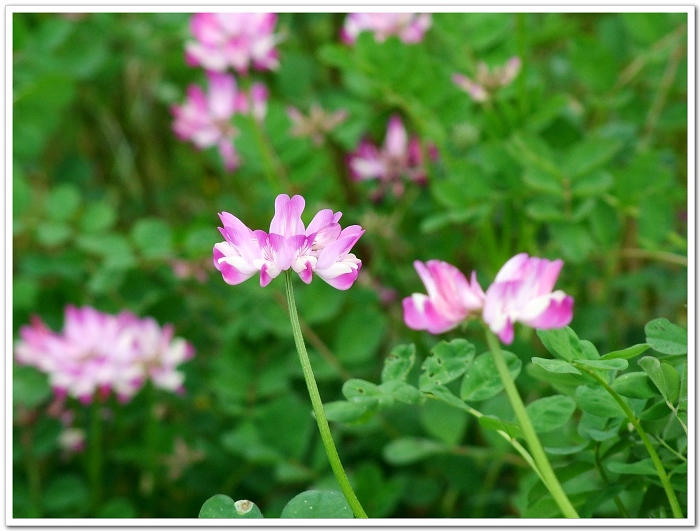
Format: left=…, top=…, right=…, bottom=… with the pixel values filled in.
left=88, top=401, right=103, bottom=512
left=484, top=328, right=579, bottom=518
left=574, top=363, right=684, bottom=518
left=284, top=271, right=368, bottom=518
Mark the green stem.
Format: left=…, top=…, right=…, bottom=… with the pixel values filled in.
left=284, top=271, right=368, bottom=518
left=594, top=443, right=630, bottom=517
left=484, top=328, right=579, bottom=518
left=574, top=363, right=684, bottom=518
left=88, top=401, right=103, bottom=512
left=21, top=426, right=42, bottom=516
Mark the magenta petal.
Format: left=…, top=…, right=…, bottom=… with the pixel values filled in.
left=498, top=319, right=515, bottom=345
left=527, top=294, right=574, bottom=330
left=270, top=194, right=306, bottom=237
left=259, top=263, right=273, bottom=287
left=320, top=266, right=360, bottom=290
left=219, top=261, right=255, bottom=285
left=298, top=260, right=314, bottom=284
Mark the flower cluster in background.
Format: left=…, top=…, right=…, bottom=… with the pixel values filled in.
left=15, top=306, right=194, bottom=404
left=214, top=194, right=364, bottom=290
left=348, top=115, right=437, bottom=199
left=452, top=57, right=522, bottom=103
left=403, top=253, right=574, bottom=344
left=287, top=104, right=348, bottom=146
left=341, top=13, right=432, bottom=44
left=172, top=13, right=276, bottom=171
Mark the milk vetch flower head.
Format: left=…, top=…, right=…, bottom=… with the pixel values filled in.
left=348, top=114, right=437, bottom=199
left=171, top=71, right=247, bottom=171
left=482, top=253, right=574, bottom=344
left=213, top=194, right=364, bottom=290
left=341, top=13, right=432, bottom=44
left=452, top=57, right=522, bottom=103
left=14, top=306, right=194, bottom=404
left=185, top=13, right=280, bottom=74
left=287, top=103, right=348, bottom=146
left=403, top=260, right=485, bottom=334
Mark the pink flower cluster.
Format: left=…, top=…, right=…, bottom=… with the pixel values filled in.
left=171, top=72, right=268, bottom=171
left=341, top=13, right=432, bottom=44
left=213, top=194, right=364, bottom=290
left=185, top=13, right=280, bottom=74
left=15, top=306, right=194, bottom=404
left=348, top=115, right=436, bottom=199
left=452, top=57, right=522, bottom=103
left=403, top=253, right=574, bottom=344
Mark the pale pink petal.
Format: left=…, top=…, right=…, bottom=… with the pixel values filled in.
left=384, top=115, right=408, bottom=158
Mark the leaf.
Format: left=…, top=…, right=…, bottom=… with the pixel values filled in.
left=43, top=475, right=89, bottom=515
left=638, top=356, right=681, bottom=405
left=525, top=395, right=577, bottom=433
left=531, top=357, right=582, bottom=375
left=460, top=350, right=521, bottom=401
left=381, top=344, right=416, bottom=382
left=199, top=494, right=264, bottom=518
left=342, top=379, right=387, bottom=408
left=607, top=459, right=658, bottom=476
left=378, top=380, right=424, bottom=405
left=80, top=202, right=117, bottom=234
left=419, top=397, right=468, bottom=445
left=644, top=318, right=687, bottom=355
left=45, top=184, right=81, bottom=222
left=131, top=218, right=173, bottom=259
left=611, top=372, right=659, bottom=399
left=323, top=401, right=368, bottom=423
left=419, top=339, right=475, bottom=392
left=601, top=343, right=650, bottom=360
left=13, top=364, right=51, bottom=408
left=536, top=327, right=587, bottom=361
left=280, top=490, right=353, bottom=518
left=575, top=359, right=628, bottom=371
left=570, top=170, right=614, bottom=197
left=544, top=441, right=590, bottom=455
left=563, top=138, right=623, bottom=179
left=382, top=437, right=447, bottom=465
left=478, top=415, right=522, bottom=439
left=522, top=167, right=563, bottom=195
left=96, top=498, right=137, bottom=518
left=575, top=385, right=626, bottom=418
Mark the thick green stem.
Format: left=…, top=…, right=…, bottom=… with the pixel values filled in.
left=484, top=328, right=579, bottom=518
left=284, top=271, right=368, bottom=518
left=574, top=363, right=684, bottom=518
left=88, top=401, right=103, bottom=512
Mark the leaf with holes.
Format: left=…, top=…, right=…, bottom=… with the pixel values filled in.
left=381, top=344, right=416, bottom=382
left=419, top=339, right=475, bottom=392
left=199, top=494, right=264, bottom=518
left=342, top=379, right=389, bottom=408
left=378, top=380, right=424, bottom=405
left=461, top=351, right=521, bottom=402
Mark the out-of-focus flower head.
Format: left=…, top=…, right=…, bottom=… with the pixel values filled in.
left=287, top=103, right=348, bottom=146
left=341, top=13, right=432, bottom=44
left=348, top=114, right=437, bottom=199
left=214, top=194, right=364, bottom=290
left=402, top=253, right=574, bottom=345
left=185, top=13, right=280, bottom=74
left=482, top=253, right=574, bottom=345
left=58, top=427, right=86, bottom=454
left=14, top=306, right=194, bottom=404
left=171, top=71, right=247, bottom=171
left=452, top=57, right=522, bottom=103
left=403, top=260, right=485, bottom=334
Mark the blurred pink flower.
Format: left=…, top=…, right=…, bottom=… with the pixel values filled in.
left=14, top=306, right=194, bottom=403
left=348, top=115, right=436, bottom=198
left=287, top=103, right=348, bottom=146
left=452, top=57, right=522, bottom=103
left=482, top=253, right=574, bottom=344
left=341, top=13, right=431, bottom=44
left=213, top=194, right=364, bottom=290
left=171, top=72, right=247, bottom=171
left=249, top=82, right=269, bottom=123
left=185, top=13, right=280, bottom=74
left=58, top=427, right=86, bottom=453
left=403, top=260, right=485, bottom=334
